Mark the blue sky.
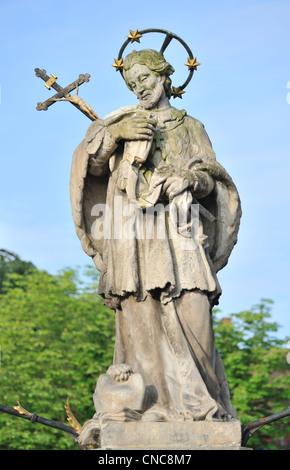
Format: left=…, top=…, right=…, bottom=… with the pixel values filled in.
left=1, top=0, right=290, bottom=341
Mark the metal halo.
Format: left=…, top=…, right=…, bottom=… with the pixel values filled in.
left=116, top=28, right=198, bottom=97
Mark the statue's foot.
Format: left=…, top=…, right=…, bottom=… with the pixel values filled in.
left=106, top=363, right=133, bottom=382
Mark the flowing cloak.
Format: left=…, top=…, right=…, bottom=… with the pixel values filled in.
left=70, top=105, right=242, bottom=421
left=70, top=104, right=241, bottom=308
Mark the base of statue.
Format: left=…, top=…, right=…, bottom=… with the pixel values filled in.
left=97, top=420, right=245, bottom=450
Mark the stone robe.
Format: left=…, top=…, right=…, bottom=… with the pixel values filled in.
left=70, top=104, right=241, bottom=421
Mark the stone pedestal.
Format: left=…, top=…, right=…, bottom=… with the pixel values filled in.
left=98, top=420, right=243, bottom=450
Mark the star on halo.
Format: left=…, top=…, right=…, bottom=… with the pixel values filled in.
left=184, top=57, right=200, bottom=71
left=126, top=29, right=143, bottom=43
left=171, top=86, right=185, bottom=99
left=112, top=58, right=124, bottom=71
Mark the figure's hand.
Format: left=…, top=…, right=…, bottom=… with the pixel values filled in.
left=152, top=166, right=215, bottom=200
left=163, top=176, right=193, bottom=200
left=152, top=173, right=194, bottom=200
left=108, top=115, right=156, bottom=142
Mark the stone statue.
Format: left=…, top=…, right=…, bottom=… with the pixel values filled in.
left=70, top=43, right=242, bottom=447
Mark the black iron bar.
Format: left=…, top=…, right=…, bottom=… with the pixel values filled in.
left=0, top=403, right=78, bottom=439
left=242, top=407, right=290, bottom=447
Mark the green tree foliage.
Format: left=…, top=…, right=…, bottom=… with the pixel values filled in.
left=0, top=249, right=35, bottom=294
left=0, top=256, right=115, bottom=450
left=213, top=300, right=290, bottom=449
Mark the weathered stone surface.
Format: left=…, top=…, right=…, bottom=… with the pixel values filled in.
left=94, top=366, right=147, bottom=414
left=98, top=420, right=242, bottom=450
left=71, top=46, right=242, bottom=435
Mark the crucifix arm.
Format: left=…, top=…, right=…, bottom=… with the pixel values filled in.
left=35, top=70, right=98, bottom=121
left=52, top=92, right=100, bottom=121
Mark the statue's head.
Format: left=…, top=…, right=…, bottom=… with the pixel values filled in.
left=123, top=49, right=175, bottom=109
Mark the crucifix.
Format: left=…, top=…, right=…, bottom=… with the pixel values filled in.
left=34, top=68, right=100, bottom=121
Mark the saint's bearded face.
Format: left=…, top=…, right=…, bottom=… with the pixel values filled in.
left=124, top=64, right=166, bottom=110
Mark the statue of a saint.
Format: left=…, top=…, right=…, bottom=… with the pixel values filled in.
left=70, top=48, right=241, bottom=430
